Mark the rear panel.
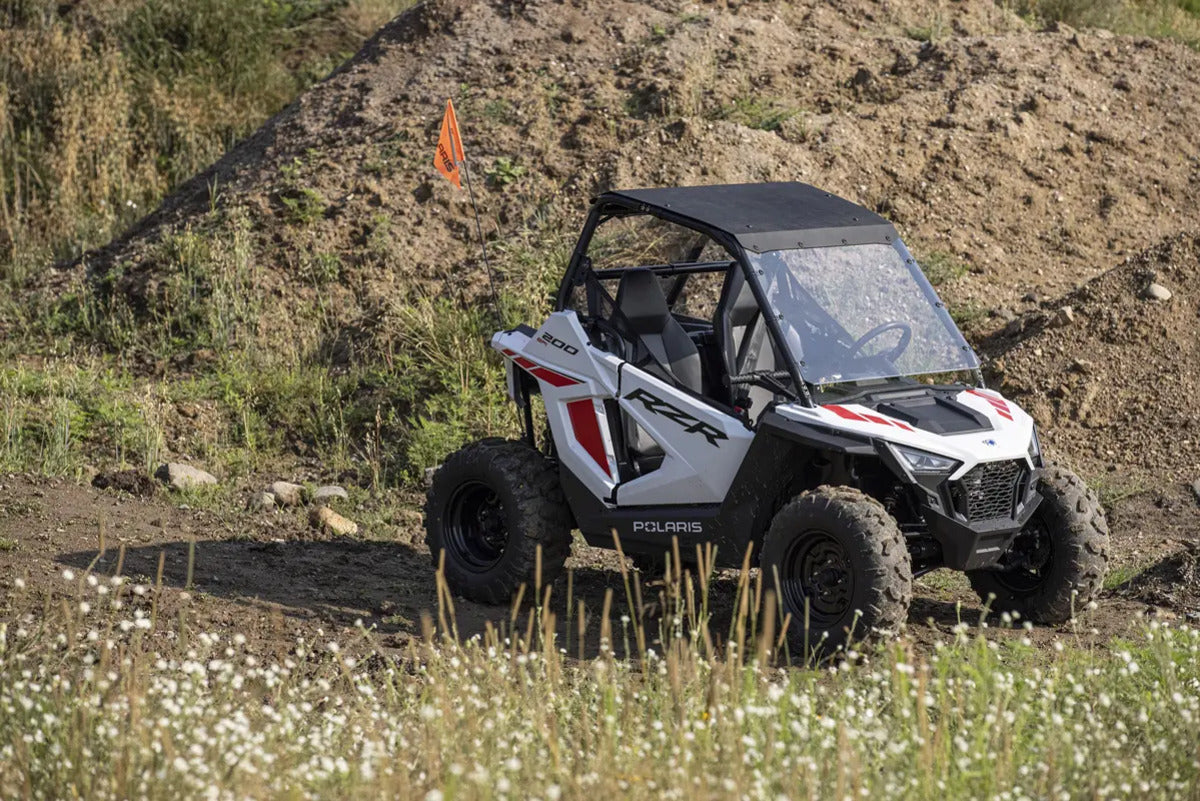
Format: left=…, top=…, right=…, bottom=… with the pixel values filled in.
left=493, top=311, right=753, bottom=510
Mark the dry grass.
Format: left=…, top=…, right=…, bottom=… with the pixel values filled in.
left=1, top=545, right=1198, bottom=799
left=0, top=0, right=415, bottom=291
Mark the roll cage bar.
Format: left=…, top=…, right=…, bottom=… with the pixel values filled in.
left=556, top=195, right=816, bottom=407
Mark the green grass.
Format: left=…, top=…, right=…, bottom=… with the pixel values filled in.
left=0, top=0, right=414, bottom=294
left=918, top=250, right=969, bottom=287
left=0, top=191, right=569, bottom=486
left=1086, top=473, right=1150, bottom=510
left=1008, top=0, right=1200, bottom=47
left=2, top=558, right=1199, bottom=799
left=485, top=156, right=526, bottom=188
left=916, top=568, right=971, bottom=598
left=1104, top=560, right=1149, bottom=590
left=713, top=96, right=802, bottom=132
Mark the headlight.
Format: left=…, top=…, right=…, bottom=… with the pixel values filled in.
left=895, top=445, right=960, bottom=475
left=1028, top=426, right=1042, bottom=465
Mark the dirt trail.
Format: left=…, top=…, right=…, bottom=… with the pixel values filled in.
left=1, top=475, right=1196, bottom=658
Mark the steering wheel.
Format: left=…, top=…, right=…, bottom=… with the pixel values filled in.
left=847, top=321, right=913, bottom=363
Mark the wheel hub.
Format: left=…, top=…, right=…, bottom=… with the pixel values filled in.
left=445, top=481, right=508, bottom=572
left=995, top=518, right=1053, bottom=591
left=782, top=533, right=855, bottom=624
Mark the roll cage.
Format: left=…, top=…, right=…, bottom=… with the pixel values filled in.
left=556, top=194, right=815, bottom=411
left=555, top=186, right=984, bottom=415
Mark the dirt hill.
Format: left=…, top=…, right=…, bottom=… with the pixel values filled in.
left=987, top=231, right=1200, bottom=483
left=54, top=0, right=1200, bottom=353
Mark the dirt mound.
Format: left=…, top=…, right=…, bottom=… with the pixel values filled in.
left=45, top=0, right=1200, bottom=358
left=1115, top=541, right=1200, bottom=615
left=987, top=232, right=1200, bottom=482
left=91, top=469, right=158, bottom=497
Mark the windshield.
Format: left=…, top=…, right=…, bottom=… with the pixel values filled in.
left=748, top=242, right=978, bottom=388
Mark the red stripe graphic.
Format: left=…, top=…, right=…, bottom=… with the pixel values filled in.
left=566, top=399, right=610, bottom=477
left=532, top=368, right=578, bottom=388
left=969, top=390, right=1014, bottom=421
left=500, top=349, right=580, bottom=387
left=825, top=404, right=914, bottom=431
left=825, top=404, right=866, bottom=421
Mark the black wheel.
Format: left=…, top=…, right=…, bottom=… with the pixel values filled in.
left=968, top=463, right=1109, bottom=623
left=760, top=486, right=912, bottom=655
left=424, top=439, right=573, bottom=604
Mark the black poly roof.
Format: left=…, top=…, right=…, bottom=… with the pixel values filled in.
left=602, top=182, right=897, bottom=252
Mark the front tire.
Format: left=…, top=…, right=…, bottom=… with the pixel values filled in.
left=760, top=486, right=913, bottom=656
left=424, top=439, right=573, bottom=604
left=968, top=463, right=1109, bottom=623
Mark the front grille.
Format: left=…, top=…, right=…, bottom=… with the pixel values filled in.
left=952, top=460, right=1027, bottom=522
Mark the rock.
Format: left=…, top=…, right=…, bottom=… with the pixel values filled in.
left=1191, top=479, right=1200, bottom=505
left=268, top=481, right=306, bottom=507
left=1051, top=305, right=1075, bottom=327
left=312, top=485, right=349, bottom=503
left=248, top=491, right=276, bottom=512
left=890, top=51, right=916, bottom=76
left=310, top=505, right=359, bottom=536
left=1143, top=282, right=1172, bottom=301
left=155, top=463, right=217, bottom=491
left=1022, top=291, right=1039, bottom=304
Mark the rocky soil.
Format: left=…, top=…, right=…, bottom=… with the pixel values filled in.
left=987, top=232, right=1200, bottom=483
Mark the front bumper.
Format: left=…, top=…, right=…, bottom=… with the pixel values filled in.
left=923, top=493, right=1041, bottom=571
left=878, top=444, right=1043, bottom=570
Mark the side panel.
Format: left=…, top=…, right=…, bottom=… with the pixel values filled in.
left=561, top=417, right=858, bottom=568
left=614, top=366, right=754, bottom=505
left=494, top=313, right=621, bottom=503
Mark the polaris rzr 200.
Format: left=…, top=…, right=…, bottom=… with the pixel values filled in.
left=424, top=182, right=1109, bottom=651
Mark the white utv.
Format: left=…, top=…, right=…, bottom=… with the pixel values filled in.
left=424, top=182, right=1109, bottom=652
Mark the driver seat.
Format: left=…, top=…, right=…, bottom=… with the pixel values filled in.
left=614, top=269, right=702, bottom=464
left=614, top=269, right=702, bottom=392
left=718, top=271, right=780, bottom=422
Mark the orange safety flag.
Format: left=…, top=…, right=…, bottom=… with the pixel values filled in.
left=434, top=99, right=466, bottom=188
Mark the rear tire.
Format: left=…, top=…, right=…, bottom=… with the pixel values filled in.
left=968, top=463, right=1109, bottom=623
left=760, top=486, right=912, bottom=656
left=424, top=439, right=573, bottom=604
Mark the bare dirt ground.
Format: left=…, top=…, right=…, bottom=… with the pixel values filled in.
left=2, top=471, right=1196, bottom=659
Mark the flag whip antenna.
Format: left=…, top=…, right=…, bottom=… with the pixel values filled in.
left=459, top=157, right=503, bottom=327
left=434, top=98, right=503, bottom=327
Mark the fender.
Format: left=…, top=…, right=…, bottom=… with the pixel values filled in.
left=755, top=410, right=876, bottom=455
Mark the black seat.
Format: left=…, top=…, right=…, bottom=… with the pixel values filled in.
left=614, top=268, right=702, bottom=392
left=612, top=269, right=703, bottom=465
left=717, top=270, right=780, bottom=421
